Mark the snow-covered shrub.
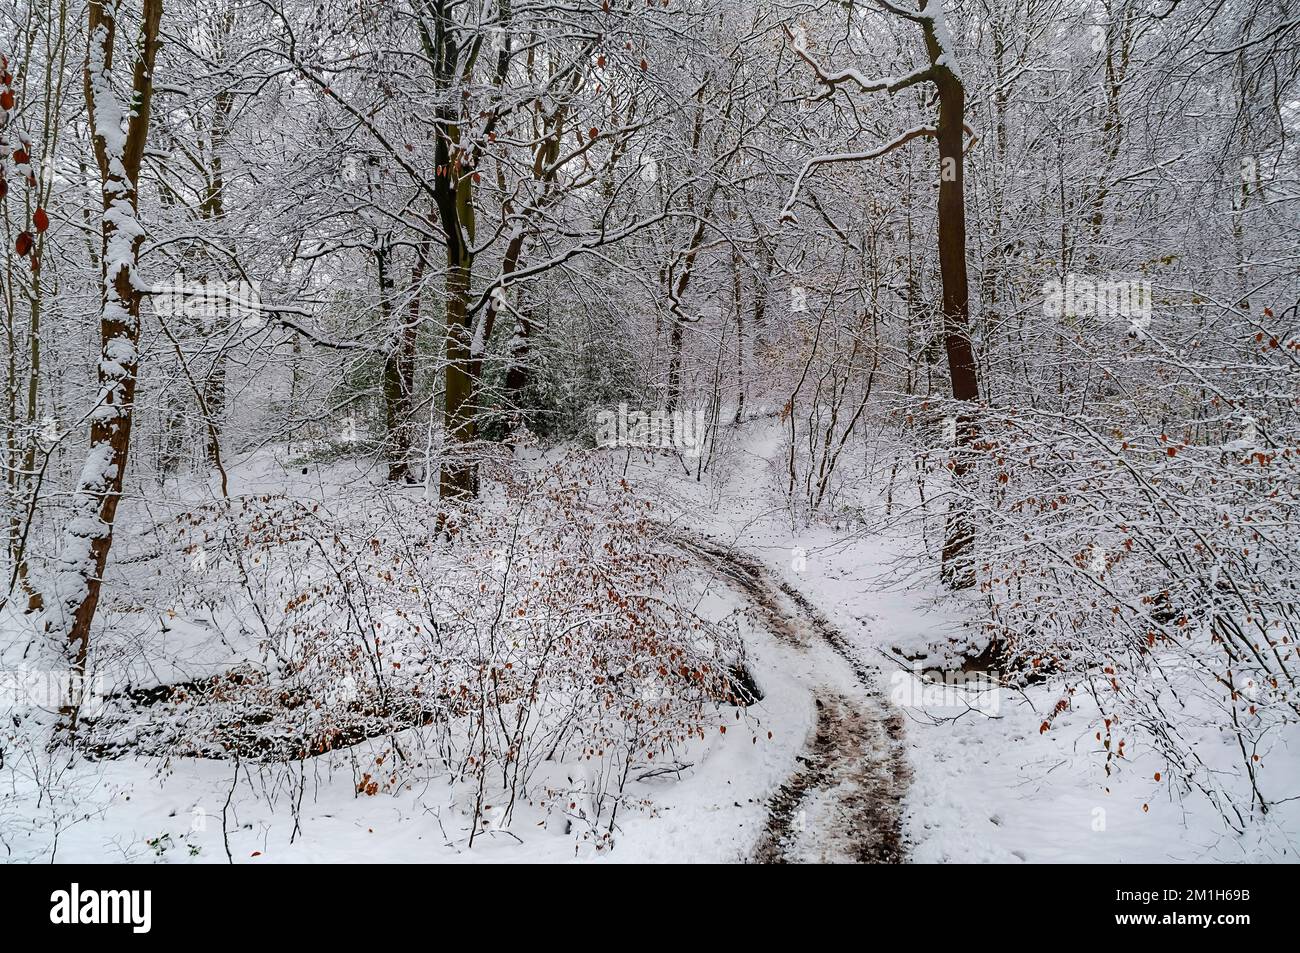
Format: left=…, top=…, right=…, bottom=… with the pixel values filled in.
left=777, top=306, right=881, bottom=523
left=84, top=459, right=742, bottom=845
left=899, top=310, right=1300, bottom=828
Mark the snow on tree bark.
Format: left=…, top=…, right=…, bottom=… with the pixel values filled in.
left=50, top=0, right=163, bottom=724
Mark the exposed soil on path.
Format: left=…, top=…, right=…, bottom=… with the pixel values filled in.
left=661, top=528, right=910, bottom=864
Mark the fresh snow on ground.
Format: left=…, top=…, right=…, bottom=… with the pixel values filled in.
left=3, top=421, right=1296, bottom=863
left=633, top=420, right=1300, bottom=864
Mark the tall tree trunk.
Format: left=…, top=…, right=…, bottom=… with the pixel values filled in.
left=786, top=5, right=980, bottom=573
left=54, top=0, right=162, bottom=725
left=421, top=0, right=498, bottom=500
left=732, top=248, right=746, bottom=424
left=921, top=0, right=979, bottom=586
left=201, top=86, right=233, bottom=468
left=439, top=249, right=477, bottom=499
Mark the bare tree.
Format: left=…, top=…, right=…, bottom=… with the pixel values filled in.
left=52, top=0, right=163, bottom=724
left=782, top=0, right=979, bottom=582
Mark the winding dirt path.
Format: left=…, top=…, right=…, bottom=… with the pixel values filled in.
left=662, top=529, right=910, bottom=864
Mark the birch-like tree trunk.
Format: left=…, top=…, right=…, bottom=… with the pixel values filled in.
left=52, top=0, right=162, bottom=723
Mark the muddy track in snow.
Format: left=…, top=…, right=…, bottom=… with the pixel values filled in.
left=660, top=528, right=910, bottom=864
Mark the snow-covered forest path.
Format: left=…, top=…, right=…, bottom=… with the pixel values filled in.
left=661, top=527, right=910, bottom=863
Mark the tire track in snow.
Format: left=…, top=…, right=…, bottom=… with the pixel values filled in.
left=660, top=527, right=910, bottom=864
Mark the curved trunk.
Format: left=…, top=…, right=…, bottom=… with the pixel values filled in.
left=57, top=0, right=163, bottom=729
